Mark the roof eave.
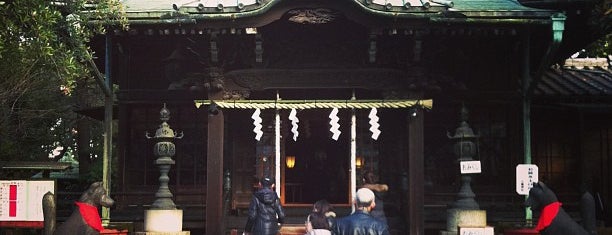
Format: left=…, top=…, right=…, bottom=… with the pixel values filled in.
left=93, top=0, right=558, bottom=26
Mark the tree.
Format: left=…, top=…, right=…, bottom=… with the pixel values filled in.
left=0, top=0, right=125, bottom=166
left=579, top=0, right=612, bottom=58
left=579, top=33, right=611, bottom=58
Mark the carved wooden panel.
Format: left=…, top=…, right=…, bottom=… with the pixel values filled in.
left=224, top=68, right=423, bottom=91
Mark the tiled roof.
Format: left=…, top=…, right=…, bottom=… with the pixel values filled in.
left=535, top=59, right=612, bottom=98
left=116, top=0, right=555, bottom=23
left=451, top=0, right=543, bottom=12
left=120, top=0, right=550, bottom=12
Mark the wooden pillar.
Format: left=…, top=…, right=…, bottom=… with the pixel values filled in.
left=578, top=110, right=592, bottom=190
left=206, top=92, right=224, bottom=235
left=117, top=104, right=129, bottom=201
left=76, top=111, right=92, bottom=178
left=408, top=107, right=424, bottom=235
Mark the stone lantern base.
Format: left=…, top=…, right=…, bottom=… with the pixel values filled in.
left=135, top=209, right=189, bottom=235
left=440, top=209, right=488, bottom=235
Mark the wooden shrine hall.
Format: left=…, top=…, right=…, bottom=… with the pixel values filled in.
left=78, top=0, right=612, bottom=233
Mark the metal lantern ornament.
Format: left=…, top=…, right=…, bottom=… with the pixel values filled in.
left=146, top=104, right=184, bottom=210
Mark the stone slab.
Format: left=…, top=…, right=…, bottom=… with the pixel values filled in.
left=144, top=209, right=183, bottom=232
left=446, top=209, right=487, bottom=231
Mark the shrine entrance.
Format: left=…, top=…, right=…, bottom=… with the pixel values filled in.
left=196, top=97, right=430, bottom=209
left=283, top=110, right=350, bottom=204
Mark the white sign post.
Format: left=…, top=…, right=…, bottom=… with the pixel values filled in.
left=516, top=164, right=538, bottom=195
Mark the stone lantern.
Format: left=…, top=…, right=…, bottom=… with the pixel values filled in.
left=138, top=104, right=189, bottom=235
left=447, top=105, right=479, bottom=210
left=441, top=105, right=489, bottom=235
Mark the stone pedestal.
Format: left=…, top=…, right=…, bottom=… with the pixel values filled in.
left=142, top=209, right=187, bottom=233
left=440, top=209, right=488, bottom=235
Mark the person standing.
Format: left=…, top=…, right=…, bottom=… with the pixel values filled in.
left=245, top=177, right=285, bottom=235
left=332, top=188, right=389, bottom=235
left=306, top=199, right=336, bottom=231
left=360, top=170, right=388, bottom=227
left=305, top=212, right=332, bottom=235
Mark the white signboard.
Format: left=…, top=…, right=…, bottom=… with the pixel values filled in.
left=459, top=226, right=494, bottom=235
left=460, top=161, right=482, bottom=174
left=0, top=180, right=55, bottom=221
left=516, top=164, right=538, bottom=195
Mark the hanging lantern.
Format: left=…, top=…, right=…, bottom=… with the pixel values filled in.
left=356, top=156, right=364, bottom=169
left=286, top=156, right=296, bottom=169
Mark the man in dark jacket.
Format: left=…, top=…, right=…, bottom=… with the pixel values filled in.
left=245, top=177, right=285, bottom=235
left=332, top=188, right=389, bottom=235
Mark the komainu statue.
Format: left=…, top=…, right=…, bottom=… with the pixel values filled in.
left=526, top=181, right=597, bottom=235
left=43, top=182, right=115, bottom=235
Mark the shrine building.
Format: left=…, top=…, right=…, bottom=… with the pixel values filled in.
left=79, top=0, right=612, bottom=233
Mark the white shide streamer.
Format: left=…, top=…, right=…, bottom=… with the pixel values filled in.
left=251, top=108, right=263, bottom=141
left=289, top=109, right=299, bottom=141
left=329, top=108, right=341, bottom=140
left=368, top=108, right=381, bottom=140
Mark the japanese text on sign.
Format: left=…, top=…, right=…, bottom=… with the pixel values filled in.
left=0, top=181, right=55, bottom=222
left=516, top=164, right=538, bottom=195
left=460, top=161, right=482, bottom=174
left=459, top=227, right=494, bottom=235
